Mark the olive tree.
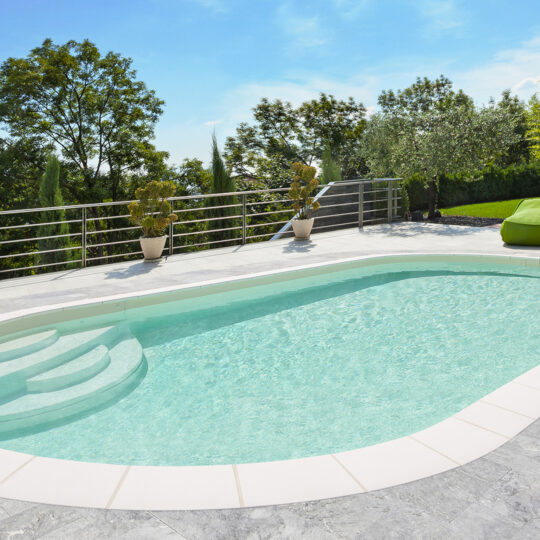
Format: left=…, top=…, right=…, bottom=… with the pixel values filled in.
left=362, top=77, right=521, bottom=218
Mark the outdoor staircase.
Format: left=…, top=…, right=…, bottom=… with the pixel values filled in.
left=0, top=325, right=146, bottom=437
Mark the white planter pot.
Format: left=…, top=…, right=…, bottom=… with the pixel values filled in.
left=139, top=236, right=167, bottom=261
left=292, top=218, right=314, bottom=240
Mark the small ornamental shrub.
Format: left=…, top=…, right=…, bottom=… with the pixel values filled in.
left=288, top=162, right=320, bottom=219
left=129, top=181, right=178, bottom=237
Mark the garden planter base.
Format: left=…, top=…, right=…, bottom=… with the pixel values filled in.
left=140, top=236, right=167, bottom=261
left=292, top=218, right=314, bottom=240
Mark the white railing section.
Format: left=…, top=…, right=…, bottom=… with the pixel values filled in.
left=0, top=178, right=401, bottom=278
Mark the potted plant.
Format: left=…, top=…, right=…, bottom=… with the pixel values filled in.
left=288, top=162, right=320, bottom=240
left=128, top=181, right=178, bottom=261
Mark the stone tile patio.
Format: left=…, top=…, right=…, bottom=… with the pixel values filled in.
left=0, top=419, right=538, bottom=539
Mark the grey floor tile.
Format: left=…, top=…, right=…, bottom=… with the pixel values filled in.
left=0, top=419, right=537, bottom=539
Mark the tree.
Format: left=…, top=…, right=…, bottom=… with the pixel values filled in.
left=526, top=93, right=540, bottom=161
left=496, top=90, right=530, bottom=166
left=320, top=144, right=341, bottom=184
left=0, top=136, right=50, bottom=210
left=175, top=158, right=213, bottom=195
left=364, top=76, right=521, bottom=218
left=0, top=39, right=166, bottom=204
left=208, top=135, right=238, bottom=242
left=38, top=155, right=71, bottom=265
left=224, top=93, right=367, bottom=185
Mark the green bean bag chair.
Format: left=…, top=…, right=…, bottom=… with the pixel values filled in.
left=500, top=198, right=540, bottom=246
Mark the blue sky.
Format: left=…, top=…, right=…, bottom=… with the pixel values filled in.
left=1, top=0, right=540, bottom=165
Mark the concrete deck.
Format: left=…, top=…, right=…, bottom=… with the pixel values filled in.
left=1, top=222, right=538, bottom=317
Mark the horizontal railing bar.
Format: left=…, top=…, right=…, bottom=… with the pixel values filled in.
left=0, top=245, right=82, bottom=259
left=247, top=208, right=295, bottom=218
left=313, top=211, right=360, bottom=221
left=86, top=213, right=131, bottom=222
left=178, top=202, right=243, bottom=213
left=0, top=259, right=83, bottom=274
left=0, top=231, right=82, bottom=245
left=246, top=198, right=291, bottom=207
left=316, top=191, right=366, bottom=200
left=173, top=225, right=243, bottom=238
left=87, top=238, right=140, bottom=249
left=85, top=226, right=140, bottom=236
left=0, top=219, right=81, bottom=231
left=362, top=190, right=396, bottom=195
left=247, top=219, right=290, bottom=229
left=174, top=237, right=242, bottom=250
left=316, top=201, right=359, bottom=210
left=174, top=214, right=243, bottom=226
left=0, top=179, right=401, bottom=216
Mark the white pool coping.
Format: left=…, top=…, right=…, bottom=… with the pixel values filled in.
left=0, top=247, right=539, bottom=509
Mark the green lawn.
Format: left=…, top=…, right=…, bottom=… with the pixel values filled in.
left=440, top=198, right=533, bottom=219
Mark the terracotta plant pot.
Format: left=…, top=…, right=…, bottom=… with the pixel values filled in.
left=292, top=218, right=314, bottom=240
left=139, top=236, right=167, bottom=261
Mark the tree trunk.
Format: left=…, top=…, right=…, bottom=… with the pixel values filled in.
left=427, top=178, right=437, bottom=220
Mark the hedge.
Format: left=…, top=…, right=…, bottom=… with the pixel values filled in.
left=402, top=162, right=540, bottom=212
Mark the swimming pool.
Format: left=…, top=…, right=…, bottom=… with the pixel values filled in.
left=1, top=255, right=538, bottom=468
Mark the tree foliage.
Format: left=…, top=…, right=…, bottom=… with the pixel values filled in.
left=225, top=93, right=366, bottom=185
left=38, top=155, right=70, bottom=265
left=0, top=136, right=50, bottom=210
left=208, top=135, right=238, bottom=241
left=320, top=144, right=341, bottom=184
left=526, top=93, right=540, bottom=161
left=0, top=38, right=166, bottom=203
left=363, top=76, right=521, bottom=218
left=495, top=90, right=530, bottom=166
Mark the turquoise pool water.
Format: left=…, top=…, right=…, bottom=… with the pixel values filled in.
left=1, top=259, right=539, bottom=465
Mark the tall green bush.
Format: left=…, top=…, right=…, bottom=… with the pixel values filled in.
left=402, top=162, right=540, bottom=211
left=38, top=156, right=71, bottom=266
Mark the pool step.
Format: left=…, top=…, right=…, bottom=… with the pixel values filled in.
left=0, top=337, right=145, bottom=436
left=0, top=326, right=122, bottom=401
left=26, top=345, right=110, bottom=393
left=0, top=330, right=59, bottom=363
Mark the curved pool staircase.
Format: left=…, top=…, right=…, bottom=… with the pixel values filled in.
left=0, top=325, right=146, bottom=437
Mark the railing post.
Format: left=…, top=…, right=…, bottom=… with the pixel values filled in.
left=358, top=181, right=364, bottom=227
left=169, top=200, right=174, bottom=256
left=387, top=180, right=393, bottom=223
left=81, top=207, right=87, bottom=268
left=242, top=193, right=247, bottom=244
left=393, top=180, right=398, bottom=218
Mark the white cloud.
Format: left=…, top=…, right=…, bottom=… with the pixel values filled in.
left=186, top=0, right=226, bottom=13
left=417, top=0, right=466, bottom=34
left=276, top=4, right=327, bottom=51
left=155, top=34, right=540, bottom=164
left=204, top=119, right=223, bottom=126
left=332, top=0, right=371, bottom=18
left=454, top=35, right=540, bottom=104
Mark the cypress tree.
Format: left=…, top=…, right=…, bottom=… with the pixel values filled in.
left=38, top=156, right=70, bottom=266
left=321, top=144, right=342, bottom=184
left=208, top=134, right=238, bottom=242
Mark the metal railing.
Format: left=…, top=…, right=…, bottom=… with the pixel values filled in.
left=0, top=178, right=401, bottom=278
